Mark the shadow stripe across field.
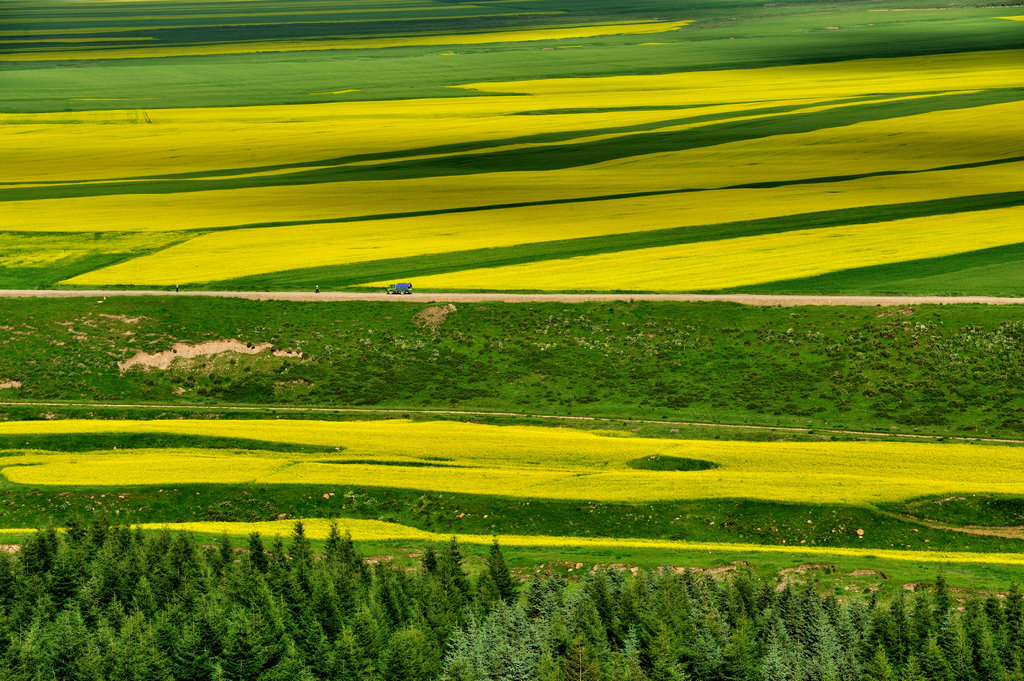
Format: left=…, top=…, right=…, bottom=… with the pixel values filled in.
left=2, top=89, right=1018, bottom=203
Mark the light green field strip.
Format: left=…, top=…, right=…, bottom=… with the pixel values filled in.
left=0, top=37, right=155, bottom=43
left=136, top=518, right=1024, bottom=567
left=3, top=419, right=1024, bottom=505
left=0, top=3, right=440, bottom=16
left=0, top=2, right=474, bottom=21
left=0, top=19, right=691, bottom=60
left=0, top=11, right=566, bottom=36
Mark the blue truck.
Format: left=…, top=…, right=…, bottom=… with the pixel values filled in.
left=386, top=282, right=413, bottom=295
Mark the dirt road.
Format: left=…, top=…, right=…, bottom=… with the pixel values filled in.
left=3, top=290, right=1024, bottom=306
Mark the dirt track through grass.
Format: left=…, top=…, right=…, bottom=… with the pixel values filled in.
left=3, top=289, right=1024, bottom=305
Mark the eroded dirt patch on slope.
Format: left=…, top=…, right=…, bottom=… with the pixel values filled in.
left=413, top=304, right=456, bottom=331
left=119, top=339, right=301, bottom=372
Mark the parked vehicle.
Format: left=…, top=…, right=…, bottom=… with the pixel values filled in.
left=386, top=282, right=413, bottom=295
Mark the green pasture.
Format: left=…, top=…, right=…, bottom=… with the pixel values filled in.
left=2, top=0, right=1022, bottom=112
left=3, top=298, right=1024, bottom=437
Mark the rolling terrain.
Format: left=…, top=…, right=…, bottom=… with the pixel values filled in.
left=2, top=0, right=1023, bottom=293
left=0, top=296, right=1022, bottom=591
left=1, top=0, right=1024, bottom=599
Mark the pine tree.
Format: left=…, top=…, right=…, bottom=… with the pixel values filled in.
left=106, top=610, right=173, bottom=681
left=10, top=618, right=49, bottom=681
left=934, top=574, right=954, bottom=620
left=535, top=649, right=560, bottom=681
left=525, top=574, right=547, bottom=619
left=902, top=654, right=928, bottom=681
left=975, top=618, right=1006, bottom=681
left=48, top=543, right=83, bottom=610
left=257, top=640, right=317, bottom=681
left=759, top=640, right=791, bottom=681
left=938, top=610, right=972, bottom=681
left=289, top=522, right=312, bottom=569
left=722, top=616, right=758, bottom=681
left=1008, top=585, right=1024, bottom=656
left=481, top=600, right=541, bottom=681
left=247, top=532, right=269, bottom=573
left=864, top=645, right=899, bottom=681
left=131, top=575, right=158, bottom=618
left=382, top=625, right=443, bottom=681
left=650, top=622, right=689, bottom=681
left=214, top=533, right=234, bottom=573
left=559, top=635, right=604, bottom=681
left=811, top=608, right=843, bottom=681
left=609, top=629, right=650, bottom=681
left=438, top=537, right=473, bottom=602
left=41, top=607, right=90, bottom=681
left=332, top=625, right=376, bottom=681
left=439, top=617, right=483, bottom=681
left=692, top=625, right=724, bottom=681
left=219, top=607, right=287, bottom=681
left=422, top=545, right=439, bottom=574
left=918, top=635, right=955, bottom=681
left=323, top=523, right=343, bottom=565
left=478, top=540, right=518, bottom=609
left=168, top=619, right=213, bottom=681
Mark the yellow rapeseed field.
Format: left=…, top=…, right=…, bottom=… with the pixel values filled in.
left=457, top=49, right=1024, bottom=99
left=59, top=158, right=1024, bottom=285
left=138, top=517, right=1024, bottom=567
left=0, top=231, right=182, bottom=270
left=3, top=420, right=1024, bottom=504
left=394, top=205, right=1024, bottom=291
left=3, top=49, right=1022, bottom=287
left=0, top=20, right=692, bottom=61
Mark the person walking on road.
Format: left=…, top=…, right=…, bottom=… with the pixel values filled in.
left=315, top=285, right=319, bottom=294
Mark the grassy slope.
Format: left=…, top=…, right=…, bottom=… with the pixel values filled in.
left=0, top=474, right=1019, bottom=556
left=3, top=297, right=1024, bottom=437
left=2, top=296, right=1023, bottom=582
left=4, top=0, right=1024, bottom=585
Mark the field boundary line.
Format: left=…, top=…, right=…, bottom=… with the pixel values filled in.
left=3, top=290, right=1024, bottom=306
left=1, top=400, right=1022, bottom=445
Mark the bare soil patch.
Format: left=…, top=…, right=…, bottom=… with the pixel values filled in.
left=934, top=524, right=1024, bottom=540
left=780, top=563, right=834, bottom=574
left=413, top=304, right=457, bottom=331
left=849, top=569, right=887, bottom=578
left=97, top=313, right=147, bottom=324
left=119, top=339, right=301, bottom=372
left=0, top=380, right=21, bottom=390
